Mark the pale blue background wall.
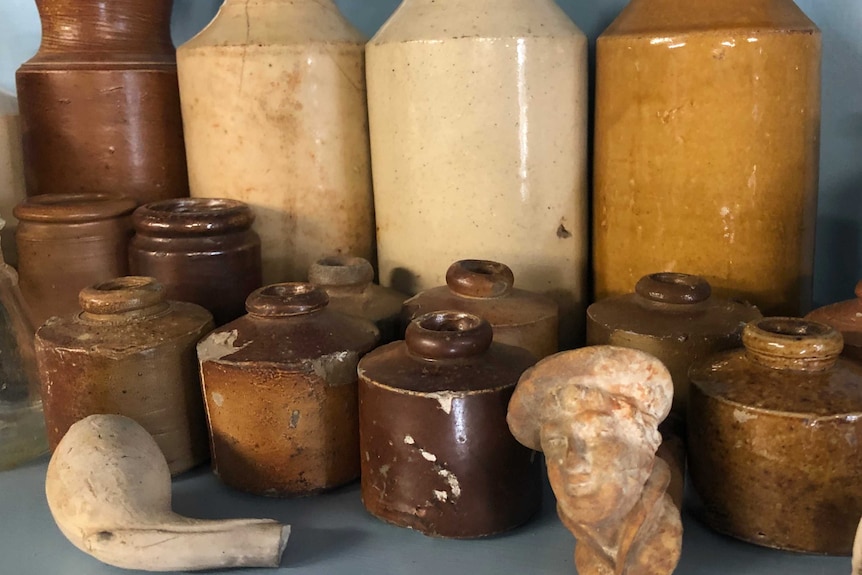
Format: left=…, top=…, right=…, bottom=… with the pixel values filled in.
left=0, top=0, right=859, bottom=307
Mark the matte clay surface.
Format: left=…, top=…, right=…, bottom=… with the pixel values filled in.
left=15, top=0, right=189, bottom=204
left=0, top=94, right=24, bottom=265
left=593, top=0, right=821, bottom=316
left=177, top=0, right=375, bottom=284
left=367, top=0, right=588, bottom=347
left=806, top=280, right=862, bottom=361
left=688, top=318, right=862, bottom=555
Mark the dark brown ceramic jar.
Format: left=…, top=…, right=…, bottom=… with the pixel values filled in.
left=308, top=255, right=406, bottom=344
left=587, top=272, right=761, bottom=416
left=358, top=311, right=540, bottom=538
left=130, top=198, right=262, bottom=325
left=35, top=276, right=213, bottom=475
left=403, top=260, right=559, bottom=360
left=14, top=193, right=137, bottom=328
left=806, top=280, right=862, bottom=362
left=197, top=283, right=379, bottom=496
left=15, top=0, right=188, bottom=204
left=688, top=318, right=862, bottom=555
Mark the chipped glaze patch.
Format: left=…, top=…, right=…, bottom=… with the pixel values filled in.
left=311, top=350, right=359, bottom=387
left=196, top=330, right=251, bottom=363
left=733, top=409, right=758, bottom=424
left=426, top=391, right=457, bottom=415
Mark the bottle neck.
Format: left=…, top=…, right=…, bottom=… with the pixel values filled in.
left=743, top=318, right=843, bottom=372
left=405, top=311, right=493, bottom=362
left=78, top=276, right=171, bottom=324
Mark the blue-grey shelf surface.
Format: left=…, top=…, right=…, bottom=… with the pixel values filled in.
left=0, top=455, right=849, bottom=574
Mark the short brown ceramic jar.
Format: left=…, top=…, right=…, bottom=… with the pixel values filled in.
left=35, top=276, right=214, bottom=475
left=587, top=272, right=760, bottom=416
left=358, top=311, right=540, bottom=538
left=197, top=283, right=379, bottom=496
left=129, top=198, right=262, bottom=325
left=806, top=280, right=862, bottom=362
left=308, top=255, right=406, bottom=344
left=688, top=318, right=862, bottom=555
left=403, top=260, right=559, bottom=360
left=14, top=193, right=137, bottom=328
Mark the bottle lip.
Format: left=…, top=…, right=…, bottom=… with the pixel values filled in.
left=635, top=272, right=711, bottom=305
left=308, top=255, right=374, bottom=287
left=743, top=317, right=843, bottom=371
left=14, top=193, right=137, bottom=223
left=132, top=198, right=254, bottom=237
left=246, top=283, right=329, bottom=318
left=78, top=276, right=168, bottom=317
left=405, top=310, right=493, bottom=360
left=445, top=259, right=514, bottom=299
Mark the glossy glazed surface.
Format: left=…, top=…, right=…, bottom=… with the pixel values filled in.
left=806, top=280, right=862, bottom=361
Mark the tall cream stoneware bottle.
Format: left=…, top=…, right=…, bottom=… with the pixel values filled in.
left=593, top=0, right=821, bottom=316
left=177, top=0, right=374, bottom=284
left=367, top=0, right=589, bottom=347
left=0, top=92, right=25, bottom=266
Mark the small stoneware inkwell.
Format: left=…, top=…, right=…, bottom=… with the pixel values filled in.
left=197, top=283, right=379, bottom=496
left=308, top=255, right=406, bottom=344
left=806, top=280, right=862, bottom=361
left=688, top=317, right=862, bottom=555
left=358, top=311, right=540, bottom=538
left=130, top=198, right=262, bottom=325
left=35, top=276, right=213, bottom=475
left=403, top=260, right=559, bottom=360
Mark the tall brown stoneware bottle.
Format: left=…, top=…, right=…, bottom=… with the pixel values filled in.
left=177, top=0, right=375, bottom=285
left=15, top=0, right=189, bottom=204
left=593, top=0, right=821, bottom=316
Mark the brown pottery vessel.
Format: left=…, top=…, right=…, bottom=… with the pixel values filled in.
left=587, top=272, right=760, bottom=415
left=403, top=260, right=559, bottom=360
left=688, top=317, right=862, bottom=555
left=308, top=255, right=406, bottom=344
left=15, top=0, right=188, bottom=204
left=35, top=276, right=213, bottom=475
left=130, top=198, right=262, bottom=326
left=806, top=280, right=862, bottom=362
left=15, top=193, right=136, bottom=328
left=358, top=311, right=540, bottom=538
left=197, top=283, right=379, bottom=496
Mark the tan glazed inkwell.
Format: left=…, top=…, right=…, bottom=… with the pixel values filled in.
left=806, top=280, right=862, bottom=362
left=688, top=317, right=862, bottom=555
left=358, top=311, right=539, bottom=538
left=197, top=283, right=379, bottom=496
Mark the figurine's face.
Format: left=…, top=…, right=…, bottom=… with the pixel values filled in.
left=541, top=390, right=654, bottom=526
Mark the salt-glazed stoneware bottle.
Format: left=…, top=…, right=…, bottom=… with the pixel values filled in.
left=403, top=260, right=559, bottom=360
left=15, top=0, right=188, bottom=204
left=308, top=256, right=406, bottom=344
left=14, top=193, right=137, bottom=328
left=129, top=198, right=262, bottom=326
left=806, top=280, right=862, bottom=362
left=358, top=311, right=540, bottom=538
left=197, top=283, right=379, bottom=496
left=688, top=318, right=862, bottom=555
left=367, top=0, right=589, bottom=347
left=35, top=276, right=214, bottom=476
left=587, top=272, right=760, bottom=416
left=593, top=0, right=821, bottom=316
left=177, top=0, right=374, bottom=284
left=0, top=93, right=25, bottom=266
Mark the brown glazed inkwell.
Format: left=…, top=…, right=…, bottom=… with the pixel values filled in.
left=35, top=276, right=213, bottom=475
left=403, top=260, right=559, bottom=360
left=14, top=193, right=137, bottom=328
left=197, top=283, right=379, bottom=496
left=688, top=318, right=862, bottom=555
left=806, top=280, right=862, bottom=362
left=308, top=255, right=406, bottom=344
left=358, top=311, right=540, bottom=538
left=130, top=198, right=262, bottom=325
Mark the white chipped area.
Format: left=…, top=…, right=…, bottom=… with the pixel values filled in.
left=196, top=329, right=252, bottom=362
left=420, top=450, right=437, bottom=462
left=403, top=435, right=415, bottom=445
left=433, top=490, right=448, bottom=502
left=311, top=350, right=359, bottom=387
left=402, top=434, right=460, bottom=501
left=379, top=464, right=390, bottom=477
left=733, top=409, right=758, bottom=423
left=210, top=392, right=224, bottom=407
left=425, top=391, right=457, bottom=415
left=438, top=469, right=461, bottom=498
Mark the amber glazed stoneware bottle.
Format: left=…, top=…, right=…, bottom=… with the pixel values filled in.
left=593, top=0, right=821, bottom=316
left=14, top=193, right=137, bottom=328
left=806, top=280, right=862, bottom=362
left=308, top=255, right=406, bottom=344
left=403, top=260, right=559, bottom=360
left=130, top=198, right=262, bottom=326
left=688, top=318, right=862, bottom=555
left=15, top=0, right=189, bottom=204
left=358, top=311, right=540, bottom=538
left=35, top=277, right=214, bottom=476
left=367, top=0, right=588, bottom=347
left=197, top=283, right=379, bottom=496
left=177, top=0, right=374, bottom=284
